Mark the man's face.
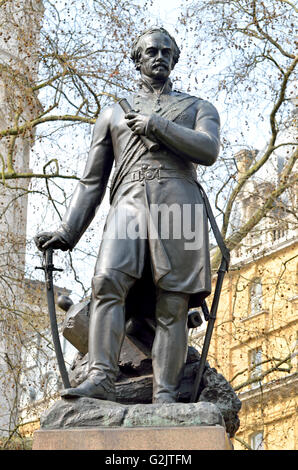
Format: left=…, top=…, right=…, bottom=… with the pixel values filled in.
left=137, top=32, right=174, bottom=81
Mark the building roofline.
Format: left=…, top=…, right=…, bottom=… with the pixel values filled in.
left=238, top=372, right=297, bottom=407
left=228, top=235, right=298, bottom=270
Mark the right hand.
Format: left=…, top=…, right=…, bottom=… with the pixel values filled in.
left=34, top=231, right=70, bottom=252
left=125, top=112, right=150, bottom=136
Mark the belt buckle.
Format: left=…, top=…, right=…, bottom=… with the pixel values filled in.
left=132, top=167, right=160, bottom=183
left=144, top=169, right=154, bottom=180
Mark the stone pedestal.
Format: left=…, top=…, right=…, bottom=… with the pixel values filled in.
left=33, top=426, right=233, bottom=450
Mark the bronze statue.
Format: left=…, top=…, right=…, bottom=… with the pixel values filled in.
left=35, top=27, right=221, bottom=404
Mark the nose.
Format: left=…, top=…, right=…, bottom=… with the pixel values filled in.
left=156, top=50, right=164, bottom=61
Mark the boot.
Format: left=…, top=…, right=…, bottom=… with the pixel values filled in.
left=152, top=289, right=189, bottom=403
left=61, top=375, right=116, bottom=401
left=61, top=269, right=135, bottom=401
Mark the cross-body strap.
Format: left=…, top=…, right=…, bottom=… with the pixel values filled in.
left=196, top=181, right=230, bottom=270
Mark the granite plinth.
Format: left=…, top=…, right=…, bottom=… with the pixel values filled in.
left=33, top=425, right=233, bottom=450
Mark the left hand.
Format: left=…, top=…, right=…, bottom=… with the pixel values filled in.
left=34, top=231, right=70, bottom=252
left=125, top=112, right=150, bottom=136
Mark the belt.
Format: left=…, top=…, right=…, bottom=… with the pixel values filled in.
left=121, top=165, right=196, bottom=185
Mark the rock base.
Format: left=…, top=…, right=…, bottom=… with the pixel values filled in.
left=33, top=425, right=233, bottom=450
left=40, top=398, right=225, bottom=429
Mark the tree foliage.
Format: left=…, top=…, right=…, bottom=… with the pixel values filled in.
left=178, top=0, right=297, bottom=265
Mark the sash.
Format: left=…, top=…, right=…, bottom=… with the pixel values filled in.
left=109, top=93, right=200, bottom=203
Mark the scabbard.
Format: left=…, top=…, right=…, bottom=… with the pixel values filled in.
left=190, top=257, right=228, bottom=402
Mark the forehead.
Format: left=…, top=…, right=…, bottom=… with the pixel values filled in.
left=140, top=32, right=173, bottom=51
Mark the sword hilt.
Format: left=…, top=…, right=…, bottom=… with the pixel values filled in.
left=35, top=248, right=63, bottom=289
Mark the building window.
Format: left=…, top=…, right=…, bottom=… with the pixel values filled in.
left=249, top=431, right=264, bottom=450
left=250, top=278, right=262, bottom=315
left=272, top=228, right=285, bottom=241
left=249, top=347, right=262, bottom=388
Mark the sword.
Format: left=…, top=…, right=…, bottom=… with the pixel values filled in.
left=36, top=248, right=71, bottom=389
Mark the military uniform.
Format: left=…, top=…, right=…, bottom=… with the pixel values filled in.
left=57, top=80, right=220, bottom=401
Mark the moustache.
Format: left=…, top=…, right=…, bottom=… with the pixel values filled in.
left=152, top=61, right=169, bottom=69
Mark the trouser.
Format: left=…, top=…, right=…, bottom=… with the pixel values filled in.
left=88, top=268, right=189, bottom=401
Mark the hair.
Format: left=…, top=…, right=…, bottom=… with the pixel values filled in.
left=131, top=27, right=181, bottom=70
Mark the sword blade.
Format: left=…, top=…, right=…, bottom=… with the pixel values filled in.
left=44, top=249, right=71, bottom=389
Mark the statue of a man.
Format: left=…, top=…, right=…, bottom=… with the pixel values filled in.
left=35, top=27, right=220, bottom=404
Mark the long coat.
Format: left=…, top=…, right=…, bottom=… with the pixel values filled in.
left=57, top=81, right=220, bottom=314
